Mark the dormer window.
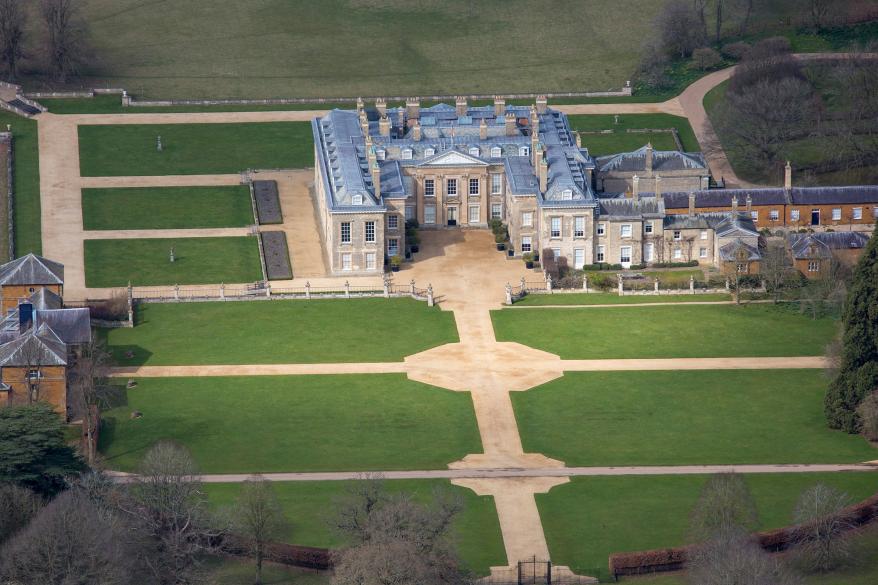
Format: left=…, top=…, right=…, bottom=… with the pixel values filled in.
left=376, top=149, right=386, bottom=161
left=401, top=148, right=413, bottom=160
left=424, top=147, right=435, bottom=157
left=469, top=147, right=480, bottom=157
left=491, top=147, right=502, bottom=157
left=352, top=194, right=363, bottom=205
left=520, top=146, right=530, bottom=157
left=562, top=189, right=573, bottom=200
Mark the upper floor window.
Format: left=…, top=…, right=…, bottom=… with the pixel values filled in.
left=491, top=174, right=503, bottom=194
left=750, top=210, right=758, bottom=220
left=365, top=221, right=376, bottom=243
left=491, top=146, right=502, bottom=158
left=644, top=222, right=653, bottom=234
left=808, top=260, right=820, bottom=272
left=673, top=230, right=682, bottom=240
left=376, top=149, right=386, bottom=160
left=574, top=216, right=585, bottom=238
left=469, top=178, right=480, bottom=196
left=387, top=215, right=398, bottom=230
left=522, top=212, right=533, bottom=227
left=352, top=194, right=363, bottom=206
left=447, top=178, right=458, bottom=196
left=340, top=222, right=351, bottom=244
left=700, top=230, right=708, bottom=240
left=519, top=146, right=530, bottom=157
left=469, top=147, right=480, bottom=157
left=769, top=209, right=779, bottom=221
left=853, top=207, right=863, bottom=220
left=562, top=189, right=573, bottom=200
left=620, top=224, right=632, bottom=238
left=550, top=217, right=561, bottom=238
left=791, top=209, right=800, bottom=221
left=401, top=148, right=413, bottom=160
left=424, top=147, right=435, bottom=157
left=424, top=179, right=435, bottom=197
left=597, top=223, right=606, bottom=236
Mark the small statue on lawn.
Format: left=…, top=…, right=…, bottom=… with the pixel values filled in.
left=169, top=246, right=175, bottom=263
left=156, top=135, right=163, bottom=152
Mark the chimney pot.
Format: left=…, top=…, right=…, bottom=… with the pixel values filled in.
left=505, top=112, right=517, bottom=136
left=406, top=97, right=420, bottom=121
left=688, top=192, right=696, bottom=215
left=493, top=96, right=506, bottom=117
left=784, top=161, right=792, bottom=190
left=632, top=175, right=640, bottom=201
left=731, top=195, right=739, bottom=212
left=456, top=96, right=467, bottom=117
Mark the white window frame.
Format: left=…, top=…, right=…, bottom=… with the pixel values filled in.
left=550, top=217, right=562, bottom=238
left=376, top=149, right=386, bottom=161
left=468, top=205, right=480, bottom=223
left=446, top=178, right=458, bottom=197
left=521, top=236, right=532, bottom=253
left=424, top=179, right=435, bottom=197
left=620, top=246, right=632, bottom=264
left=700, top=230, right=708, bottom=240
left=522, top=212, right=533, bottom=227
left=424, top=147, right=435, bottom=157
left=574, top=216, right=585, bottom=238
left=405, top=206, right=415, bottom=221
left=769, top=209, right=779, bottom=221
left=387, top=238, right=399, bottom=256
left=574, top=248, right=585, bottom=270
left=491, top=204, right=502, bottom=220
left=673, top=230, right=682, bottom=241
left=352, top=194, right=363, bottom=206
left=750, top=210, right=758, bottom=220
left=562, top=189, right=573, bottom=200
left=832, top=208, right=842, bottom=221
left=791, top=209, right=800, bottom=221
left=808, top=260, right=820, bottom=272
left=401, top=148, right=413, bottom=160
left=520, top=146, right=530, bottom=157
left=469, top=147, right=480, bottom=157
left=491, top=146, right=502, bottom=158
left=853, top=207, right=863, bottom=220
left=387, top=215, right=398, bottom=230
left=341, top=253, right=352, bottom=271
left=673, top=248, right=683, bottom=260
left=644, top=222, right=653, bottom=234
left=364, top=221, right=375, bottom=243
left=469, top=178, right=480, bottom=196
left=597, top=223, right=606, bottom=236
left=644, top=242, right=654, bottom=262
left=873, top=207, right=878, bottom=219
left=699, top=247, right=708, bottom=258
left=424, top=205, right=436, bottom=225
left=491, top=174, right=503, bottom=194
left=340, top=222, right=351, bottom=244
left=596, top=245, right=605, bottom=263
left=366, top=252, right=376, bottom=271
left=620, top=224, right=632, bottom=238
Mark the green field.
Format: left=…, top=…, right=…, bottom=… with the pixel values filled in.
left=84, top=237, right=263, bottom=287
left=568, top=114, right=701, bottom=156
left=205, top=480, right=506, bottom=576
left=538, top=473, right=878, bottom=579
left=0, top=112, right=40, bottom=256
left=513, top=370, right=876, bottom=466
left=492, top=304, right=836, bottom=359
left=78, top=123, right=313, bottom=176
left=202, top=557, right=329, bottom=585
left=105, top=298, right=458, bottom=364
left=82, top=186, right=254, bottom=230
left=514, top=293, right=731, bottom=306
left=99, top=375, right=481, bottom=473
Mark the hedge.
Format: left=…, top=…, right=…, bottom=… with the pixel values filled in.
left=219, top=533, right=332, bottom=570
left=647, top=261, right=700, bottom=268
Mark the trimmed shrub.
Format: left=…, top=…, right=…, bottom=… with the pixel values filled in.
left=691, top=47, right=722, bottom=71
left=649, top=261, right=699, bottom=268
left=721, top=41, right=751, bottom=60
left=220, top=534, right=331, bottom=570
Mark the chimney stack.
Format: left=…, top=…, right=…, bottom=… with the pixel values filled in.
left=530, top=106, right=539, bottom=135
left=574, top=131, right=582, bottom=148
left=536, top=95, right=548, bottom=114
left=494, top=96, right=506, bottom=117
left=632, top=175, right=640, bottom=201
left=746, top=195, right=752, bottom=211
left=731, top=195, right=738, bottom=212
left=375, top=98, right=387, bottom=117
left=539, top=158, right=548, bottom=192
left=456, top=96, right=467, bottom=117
left=534, top=143, right=544, bottom=175
left=479, top=117, right=488, bottom=140
left=688, top=192, right=696, bottom=215
left=356, top=97, right=364, bottom=114
left=645, top=143, right=654, bottom=173
left=654, top=174, right=662, bottom=203
left=531, top=133, right=539, bottom=167
left=412, top=120, right=422, bottom=141
left=371, top=162, right=381, bottom=198
left=367, top=145, right=376, bottom=168
left=397, top=108, right=405, bottom=130
left=784, top=161, right=792, bottom=190
left=406, top=97, right=420, bottom=121
left=505, top=112, right=517, bottom=136
left=379, top=115, right=390, bottom=137
left=359, top=111, right=369, bottom=136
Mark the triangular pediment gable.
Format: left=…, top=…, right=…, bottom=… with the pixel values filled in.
left=417, top=149, right=489, bottom=167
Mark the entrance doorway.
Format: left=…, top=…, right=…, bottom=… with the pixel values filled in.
left=811, top=209, right=820, bottom=226
left=447, top=206, right=458, bottom=226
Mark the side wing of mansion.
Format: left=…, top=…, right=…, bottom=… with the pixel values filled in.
left=312, top=97, right=878, bottom=275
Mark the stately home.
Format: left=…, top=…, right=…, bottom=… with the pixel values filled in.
left=312, top=99, right=878, bottom=275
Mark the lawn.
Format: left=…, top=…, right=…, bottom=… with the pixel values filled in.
left=82, top=186, right=254, bottom=230
left=513, top=370, right=876, bottom=467
left=567, top=114, right=701, bottom=156
left=205, top=479, right=507, bottom=576
left=0, top=112, right=40, bottom=256
left=78, top=123, right=313, bottom=176
left=537, top=473, right=878, bottom=579
left=201, top=557, right=329, bottom=585
left=104, top=297, right=458, bottom=365
left=491, top=304, right=837, bottom=359
left=514, top=293, right=731, bottom=306
left=99, top=375, right=481, bottom=473
left=84, top=237, right=263, bottom=287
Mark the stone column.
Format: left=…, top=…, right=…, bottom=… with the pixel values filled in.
left=689, top=275, right=695, bottom=294
left=725, top=278, right=730, bottom=291
left=174, top=284, right=180, bottom=301
left=266, top=283, right=271, bottom=298
left=582, top=274, right=589, bottom=293
left=654, top=278, right=659, bottom=293
left=617, top=274, right=623, bottom=296
left=220, top=282, right=225, bottom=300
left=410, top=279, right=416, bottom=296
left=383, top=275, right=390, bottom=298
left=546, top=274, right=553, bottom=293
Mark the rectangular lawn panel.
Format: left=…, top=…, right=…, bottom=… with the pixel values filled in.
left=84, top=237, right=263, bottom=287
left=514, top=293, right=731, bottom=306
left=205, top=479, right=506, bottom=576
left=99, top=375, right=481, bottom=473
left=567, top=113, right=700, bottom=152
left=537, top=473, right=878, bottom=578
left=104, top=298, right=458, bottom=364
left=513, top=370, right=876, bottom=467
left=81, top=186, right=254, bottom=230
left=492, top=304, right=836, bottom=359
left=78, top=122, right=313, bottom=176
left=0, top=112, right=40, bottom=255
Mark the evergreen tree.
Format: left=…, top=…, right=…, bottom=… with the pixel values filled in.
left=825, top=225, right=878, bottom=432
left=0, top=403, right=84, bottom=496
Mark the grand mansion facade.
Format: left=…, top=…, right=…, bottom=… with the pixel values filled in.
left=312, top=98, right=878, bottom=275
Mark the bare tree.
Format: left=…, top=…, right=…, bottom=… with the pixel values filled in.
left=0, top=483, right=43, bottom=544
left=0, top=0, right=26, bottom=80
left=688, top=530, right=803, bottom=585
left=657, top=0, right=706, bottom=58
left=689, top=473, right=759, bottom=543
left=229, top=476, right=290, bottom=585
left=19, top=336, right=52, bottom=405
left=116, top=441, right=218, bottom=585
left=40, top=0, right=87, bottom=83
left=69, top=339, right=113, bottom=465
left=715, top=0, right=724, bottom=43
left=735, top=0, right=755, bottom=36
left=799, top=255, right=850, bottom=319
left=856, top=390, right=878, bottom=441
left=791, top=483, right=855, bottom=572
left=760, top=237, right=797, bottom=303
left=809, top=0, right=831, bottom=32
left=0, top=490, right=139, bottom=585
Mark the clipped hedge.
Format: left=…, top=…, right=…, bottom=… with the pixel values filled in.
left=648, top=261, right=699, bottom=268
left=219, top=533, right=332, bottom=570
left=609, top=492, right=878, bottom=578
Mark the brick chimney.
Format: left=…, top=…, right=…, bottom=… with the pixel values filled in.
left=645, top=143, right=653, bottom=173
left=688, top=192, right=696, bottom=215
left=632, top=175, right=640, bottom=201
left=784, top=161, right=792, bottom=190
left=456, top=96, right=467, bottom=117
left=406, top=97, right=420, bottom=121
left=494, top=96, right=506, bottom=117
left=731, top=195, right=738, bottom=212
left=536, top=95, right=548, bottom=114
left=746, top=195, right=752, bottom=211
left=375, top=98, right=387, bottom=117
left=534, top=143, right=544, bottom=174
left=371, top=162, right=381, bottom=198
left=412, top=120, right=421, bottom=141
left=539, top=157, right=548, bottom=192
left=379, top=115, right=390, bottom=137
left=505, top=112, right=517, bottom=136
left=479, top=117, right=487, bottom=140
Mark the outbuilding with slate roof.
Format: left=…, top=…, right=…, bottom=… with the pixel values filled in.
left=595, top=144, right=709, bottom=194
left=0, top=253, right=64, bottom=313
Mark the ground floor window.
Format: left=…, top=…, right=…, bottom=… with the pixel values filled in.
left=469, top=205, right=480, bottom=223
left=491, top=204, right=502, bottom=220
left=791, top=209, right=800, bottom=221
left=699, top=247, right=707, bottom=258
left=521, top=236, right=532, bottom=253
left=832, top=208, right=842, bottom=221
left=424, top=205, right=436, bottom=225
left=387, top=238, right=399, bottom=257
left=596, top=245, right=605, bottom=263
left=673, top=248, right=682, bottom=260
left=366, top=252, right=376, bottom=270
left=552, top=247, right=561, bottom=261
left=769, top=209, right=779, bottom=221
left=574, top=248, right=585, bottom=269
left=644, top=242, right=654, bottom=262
left=405, top=206, right=415, bottom=221
left=737, top=263, right=748, bottom=273
left=854, top=207, right=863, bottom=220
left=342, top=253, right=352, bottom=271
left=620, top=246, right=631, bottom=264
left=808, top=260, right=820, bottom=272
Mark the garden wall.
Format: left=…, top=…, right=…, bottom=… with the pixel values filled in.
left=218, top=534, right=332, bottom=570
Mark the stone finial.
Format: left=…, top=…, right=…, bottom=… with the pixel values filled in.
left=479, top=117, right=488, bottom=140
left=375, top=97, right=387, bottom=116
left=731, top=195, right=739, bottom=212
left=536, top=95, right=548, bottom=114
left=455, top=96, right=467, bottom=117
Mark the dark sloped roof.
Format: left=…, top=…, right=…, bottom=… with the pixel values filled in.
left=719, top=239, right=762, bottom=261
left=790, top=186, right=878, bottom=205
left=661, top=185, right=878, bottom=210
left=597, top=197, right=665, bottom=219
left=789, top=232, right=870, bottom=259
left=0, top=324, right=67, bottom=367
left=36, top=309, right=91, bottom=345
left=595, top=145, right=707, bottom=173
left=0, top=254, right=64, bottom=286
left=663, top=211, right=758, bottom=235
left=28, top=288, right=63, bottom=310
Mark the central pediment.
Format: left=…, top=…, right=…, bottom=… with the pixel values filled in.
left=417, top=149, right=489, bottom=167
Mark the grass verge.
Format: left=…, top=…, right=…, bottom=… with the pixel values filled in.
left=514, top=293, right=731, bottom=306
left=0, top=112, right=40, bottom=255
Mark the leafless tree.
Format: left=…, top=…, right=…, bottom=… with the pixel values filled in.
left=715, top=0, right=724, bottom=43
left=693, top=0, right=708, bottom=34
left=229, top=476, right=290, bottom=585
left=116, top=441, right=218, bottom=585
left=799, top=255, right=850, bottom=319
left=0, top=483, right=43, bottom=544
left=39, top=0, right=87, bottom=83
left=19, top=337, right=52, bottom=405
left=0, top=0, right=26, bottom=80
left=791, top=483, right=855, bottom=572
left=735, top=0, right=755, bottom=36
left=69, top=339, right=113, bottom=465
left=688, top=530, right=803, bottom=585
left=856, top=390, right=878, bottom=441
left=657, top=0, right=706, bottom=58
left=689, top=473, right=759, bottom=543
left=0, top=489, right=139, bottom=585
left=760, top=237, right=797, bottom=303
left=822, top=52, right=878, bottom=176
left=809, top=0, right=831, bottom=32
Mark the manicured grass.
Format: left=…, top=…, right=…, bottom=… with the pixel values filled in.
left=0, top=112, right=40, bottom=256
left=99, top=375, right=481, bottom=473
left=201, top=557, right=329, bottom=585
left=82, top=186, right=254, bottom=230
left=491, top=304, right=837, bottom=359
left=84, top=237, right=263, bottom=287
left=78, top=123, right=313, bottom=176
left=513, top=370, right=876, bottom=467
left=42, top=95, right=355, bottom=114
left=205, top=479, right=506, bottom=576
left=567, top=114, right=701, bottom=154
left=104, top=298, right=458, bottom=365
left=514, top=293, right=731, bottom=306
left=537, top=473, right=878, bottom=578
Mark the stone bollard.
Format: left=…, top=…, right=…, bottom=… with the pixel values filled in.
left=725, top=278, right=730, bottom=291
left=410, top=279, right=416, bottom=296
left=344, top=280, right=351, bottom=299
left=305, top=281, right=311, bottom=300
left=220, top=282, right=225, bottom=300
left=266, top=283, right=271, bottom=298
left=546, top=275, right=553, bottom=293
left=173, top=284, right=180, bottom=301
left=383, top=275, right=390, bottom=298
left=689, top=275, right=695, bottom=294
left=505, top=283, right=513, bottom=305
left=617, top=274, right=623, bottom=296
left=427, top=284, right=434, bottom=307
left=582, top=275, right=589, bottom=292
left=654, top=278, right=659, bottom=293
left=121, top=90, right=131, bottom=107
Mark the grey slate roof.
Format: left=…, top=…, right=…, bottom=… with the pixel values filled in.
left=661, top=186, right=878, bottom=210
left=596, top=145, right=707, bottom=173
left=719, top=239, right=762, bottom=261
left=0, top=323, right=67, bottom=367
left=28, top=288, right=63, bottom=310
left=35, top=309, right=92, bottom=345
left=790, top=186, right=878, bottom=205
left=663, top=211, right=759, bottom=236
left=597, top=197, right=665, bottom=219
left=0, top=254, right=64, bottom=286
left=789, top=232, right=870, bottom=259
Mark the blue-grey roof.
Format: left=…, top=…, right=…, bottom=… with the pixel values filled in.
left=661, top=186, right=878, bottom=210
left=35, top=308, right=92, bottom=345
left=663, top=211, right=758, bottom=236
left=0, top=254, right=64, bottom=286
left=28, top=288, right=63, bottom=310
left=719, top=239, right=762, bottom=261
left=596, top=145, right=707, bottom=173
left=0, top=323, right=67, bottom=367
left=789, top=232, right=870, bottom=259
left=597, top=197, right=665, bottom=219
